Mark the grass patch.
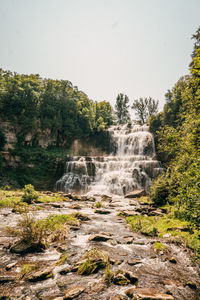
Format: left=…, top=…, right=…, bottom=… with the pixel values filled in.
left=126, top=214, right=200, bottom=258
left=104, top=264, right=114, bottom=284
left=136, top=196, right=153, bottom=204
left=95, top=201, right=104, bottom=208
left=0, top=189, right=22, bottom=207
left=153, top=242, right=168, bottom=252
left=7, top=213, right=79, bottom=250
left=56, top=252, right=68, bottom=266
left=0, top=188, right=68, bottom=207
left=37, top=194, right=65, bottom=203
left=126, top=215, right=157, bottom=237
left=77, top=248, right=109, bottom=275
left=19, top=263, right=37, bottom=280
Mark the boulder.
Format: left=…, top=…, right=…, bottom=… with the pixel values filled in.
left=125, top=190, right=146, bottom=198
left=73, top=212, right=91, bottom=221
left=10, top=240, right=45, bottom=254
left=94, top=209, right=111, bottom=214
left=120, top=210, right=139, bottom=217
left=59, top=267, right=71, bottom=275
left=112, top=273, right=130, bottom=285
left=112, top=270, right=138, bottom=286
left=90, top=281, right=106, bottom=293
left=127, top=259, right=142, bottom=266
left=69, top=204, right=82, bottom=210
left=168, top=257, right=177, bottom=264
left=51, top=203, right=64, bottom=208
left=27, top=267, right=53, bottom=282
left=0, top=275, right=16, bottom=283
left=64, top=286, right=85, bottom=299
left=89, top=234, right=111, bottom=242
left=5, top=262, right=17, bottom=271
left=125, top=288, right=174, bottom=299
left=186, top=281, right=197, bottom=290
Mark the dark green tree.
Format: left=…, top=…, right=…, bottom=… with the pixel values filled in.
left=115, top=93, right=130, bottom=124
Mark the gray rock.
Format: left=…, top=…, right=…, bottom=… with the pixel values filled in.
left=64, top=286, right=85, bottom=299
left=89, top=234, right=111, bottom=242
left=10, top=240, right=45, bottom=254
left=27, top=267, right=53, bottom=282
left=112, top=270, right=138, bottom=286
left=125, top=288, right=174, bottom=299
left=5, top=262, right=17, bottom=271
left=127, top=259, right=142, bottom=266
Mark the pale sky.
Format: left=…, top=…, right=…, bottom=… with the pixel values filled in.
left=0, top=0, right=200, bottom=111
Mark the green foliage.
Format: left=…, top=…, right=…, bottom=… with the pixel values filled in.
left=115, top=93, right=130, bottom=124
left=150, top=174, right=169, bottom=206
left=153, top=242, right=168, bottom=252
left=0, top=69, right=114, bottom=149
left=148, top=28, right=200, bottom=231
left=127, top=214, right=200, bottom=257
left=127, top=215, right=157, bottom=237
left=22, top=184, right=39, bottom=204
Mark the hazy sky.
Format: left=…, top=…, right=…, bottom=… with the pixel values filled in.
left=0, top=0, right=200, bottom=110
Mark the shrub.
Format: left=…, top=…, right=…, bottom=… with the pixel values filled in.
left=77, top=248, right=110, bottom=275
left=7, top=213, right=79, bottom=251
left=22, top=184, right=39, bottom=204
left=150, top=174, right=169, bottom=206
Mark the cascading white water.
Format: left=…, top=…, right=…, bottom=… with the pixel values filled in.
left=56, top=124, right=163, bottom=196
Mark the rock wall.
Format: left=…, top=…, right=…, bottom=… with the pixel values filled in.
left=0, top=120, right=57, bottom=150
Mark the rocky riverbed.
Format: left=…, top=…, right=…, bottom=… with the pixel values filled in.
left=0, top=194, right=199, bottom=299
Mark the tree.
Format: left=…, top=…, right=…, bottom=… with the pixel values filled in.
left=115, top=93, right=130, bottom=124
left=132, top=97, right=159, bottom=124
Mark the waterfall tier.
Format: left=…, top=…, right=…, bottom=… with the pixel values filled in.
left=56, top=124, right=163, bottom=195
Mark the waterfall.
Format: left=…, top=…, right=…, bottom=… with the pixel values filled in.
left=56, top=124, right=163, bottom=196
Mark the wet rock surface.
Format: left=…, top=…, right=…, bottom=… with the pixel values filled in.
left=0, top=195, right=200, bottom=299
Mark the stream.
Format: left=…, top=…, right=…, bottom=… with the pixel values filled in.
left=0, top=195, right=199, bottom=299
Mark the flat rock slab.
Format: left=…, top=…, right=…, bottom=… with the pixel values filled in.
left=127, top=259, right=142, bottom=266
left=125, top=189, right=146, bottom=198
left=10, top=240, right=45, bottom=254
left=120, top=210, right=139, bottom=217
left=125, top=288, right=174, bottom=299
left=64, top=286, right=85, bottom=299
left=94, top=209, right=111, bottom=214
left=69, top=204, right=82, bottom=210
left=27, top=267, right=53, bottom=282
left=89, top=234, right=111, bottom=242
left=0, top=275, right=16, bottom=283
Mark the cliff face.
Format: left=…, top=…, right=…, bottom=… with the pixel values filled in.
left=0, top=120, right=58, bottom=151
left=0, top=121, right=18, bottom=150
